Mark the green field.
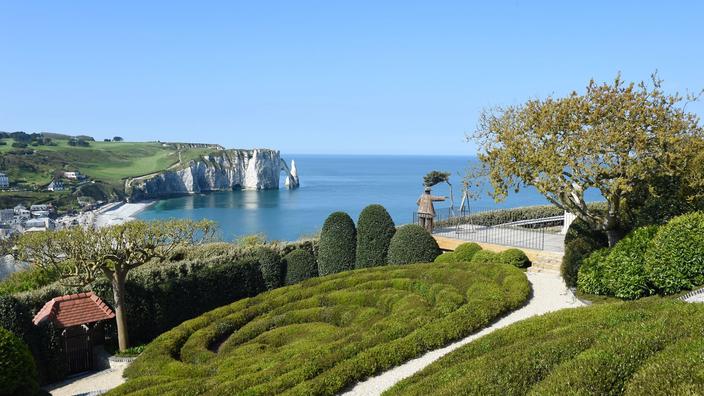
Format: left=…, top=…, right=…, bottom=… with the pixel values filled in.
left=386, top=298, right=704, bottom=396
left=108, top=261, right=530, bottom=395
left=0, top=136, right=218, bottom=206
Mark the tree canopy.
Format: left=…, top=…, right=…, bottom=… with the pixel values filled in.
left=473, top=74, right=704, bottom=245
left=16, top=219, right=215, bottom=351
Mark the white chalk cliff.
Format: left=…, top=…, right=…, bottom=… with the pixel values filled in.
left=128, top=149, right=299, bottom=200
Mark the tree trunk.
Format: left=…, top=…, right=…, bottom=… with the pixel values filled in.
left=111, top=271, right=130, bottom=352
left=606, top=228, right=624, bottom=247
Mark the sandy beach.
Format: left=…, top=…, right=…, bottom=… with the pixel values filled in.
left=94, top=201, right=155, bottom=228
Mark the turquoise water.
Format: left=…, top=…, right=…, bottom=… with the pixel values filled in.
left=137, top=155, right=574, bottom=241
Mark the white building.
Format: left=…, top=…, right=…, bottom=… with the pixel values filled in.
left=63, top=171, right=80, bottom=179
left=0, top=173, right=8, bottom=188
left=24, top=218, right=56, bottom=232
left=47, top=180, right=64, bottom=191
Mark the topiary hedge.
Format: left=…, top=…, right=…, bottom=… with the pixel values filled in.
left=255, top=246, right=284, bottom=290
left=433, top=252, right=456, bottom=264
left=385, top=299, right=704, bottom=396
left=561, top=217, right=609, bottom=287
left=387, top=224, right=441, bottom=265
left=645, top=211, right=704, bottom=295
left=452, top=243, right=482, bottom=262
left=355, top=204, right=396, bottom=268
left=283, top=249, right=318, bottom=285
left=497, top=248, right=531, bottom=269
left=109, top=261, right=530, bottom=395
left=469, top=250, right=499, bottom=265
left=603, top=225, right=658, bottom=299
left=576, top=248, right=611, bottom=296
left=317, top=212, right=357, bottom=275
left=0, top=326, right=39, bottom=396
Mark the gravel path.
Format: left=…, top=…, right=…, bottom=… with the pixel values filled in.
left=45, top=363, right=128, bottom=396
left=341, top=270, right=583, bottom=396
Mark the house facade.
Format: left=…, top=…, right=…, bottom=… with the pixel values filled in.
left=0, top=172, right=9, bottom=188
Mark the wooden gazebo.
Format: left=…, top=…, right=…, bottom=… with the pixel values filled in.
left=33, top=291, right=116, bottom=374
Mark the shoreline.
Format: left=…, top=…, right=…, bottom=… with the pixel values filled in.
left=94, top=200, right=156, bottom=228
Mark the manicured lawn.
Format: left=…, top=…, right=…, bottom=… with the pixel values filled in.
left=386, top=298, right=704, bottom=396
left=108, top=261, right=530, bottom=395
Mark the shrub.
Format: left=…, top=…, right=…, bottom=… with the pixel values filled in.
left=497, top=248, right=531, bottom=268
left=434, top=252, right=456, bottom=263
left=0, top=326, right=39, bottom=396
left=561, top=217, right=609, bottom=287
left=387, top=224, right=441, bottom=265
left=110, top=261, right=530, bottom=395
left=355, top=204, right=396, bottom=268
left=283, top=249, right=318, bottom=285
left=576, top=248, right=611, bottom=295
left=469, top=250, right=499, bottom=265
left=561, top=238, right=594, bottom=288
left=604, top=225, right=658, bottom=299
left=645, top=211, right=704, bottom=294
left=0, top=266, right=63, bottom=296
left=386, top=299, right=704, bottom=396
left=255, top=246, right=283, bottom=290
left=317, top=212, right=357, bottom=275
left=453, top=243, right=482, bottom=262
left=0, top=295, right=30, bottom=337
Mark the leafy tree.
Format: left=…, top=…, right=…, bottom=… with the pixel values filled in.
left=424, top=170, right=455, bottom=213
left=16, top=219, right=215, bottom=352
left=113, top=136, right=124, bottom=141
left=473, top=74, right=704, bottom=246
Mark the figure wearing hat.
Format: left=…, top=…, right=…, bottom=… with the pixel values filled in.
left=417, top=187, right=446, bottom=233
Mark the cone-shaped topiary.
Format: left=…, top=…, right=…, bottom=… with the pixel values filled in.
left=318, top=211, right=357, bottom=276
left=387, top=224, right=441, bottom=265
left=0, top=326, right=38, bottom=396
left=356, top=204, right=396, bottom=268
left=284, top=249, right=318, bottom=285
left=255, top=246, right=284, bottom=290
left=498, top=248, right=532, bottom=268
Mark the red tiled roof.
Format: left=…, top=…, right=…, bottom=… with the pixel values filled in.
left=32, top=291, right=115, bottom=329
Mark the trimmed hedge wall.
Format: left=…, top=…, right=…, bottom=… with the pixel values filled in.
left=561, top=217, right=609, bottom=288
left=317, top=212, right=357, bottom=275
left=255, top=247, right=284, bottom=290
left=283, top=249, right=318, bottom=285
left=386, top=299, right=704, bottom=396
left=0, top=326, right=39, bottom=396
left=355, top=204, right=396, bottom=268
left=109, top=261, right=530, bottom=395
left=387, top=224, right=441, bottom=265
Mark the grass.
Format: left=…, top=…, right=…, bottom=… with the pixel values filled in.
left=385, top=298, right=704, bottom=396
left=108, top=261, right=530, bottom=395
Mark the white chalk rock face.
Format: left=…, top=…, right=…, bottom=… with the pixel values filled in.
left=129, top=148, right=298, bottom=200
left=284, top=159, right=299, bottom=189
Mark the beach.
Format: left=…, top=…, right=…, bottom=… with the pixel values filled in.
left=94, top=201, right=155, bottom=228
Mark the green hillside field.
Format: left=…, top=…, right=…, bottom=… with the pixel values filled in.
left=0, top=135, right=217, bottom=208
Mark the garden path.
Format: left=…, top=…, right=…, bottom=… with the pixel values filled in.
left=341, top=271, right=583, bottom=396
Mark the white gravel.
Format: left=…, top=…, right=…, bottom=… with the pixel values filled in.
left=45, top=363, right=128, bottom=396
left=341, top=270, right=583, bottom=396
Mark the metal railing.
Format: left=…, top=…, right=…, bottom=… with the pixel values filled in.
left=414, top=207, right=565, bottom=251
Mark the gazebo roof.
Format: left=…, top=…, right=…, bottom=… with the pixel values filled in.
left=33, top=291, right=115, bottom=329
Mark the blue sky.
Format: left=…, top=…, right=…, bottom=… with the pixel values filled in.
left=1, top=1, right=703, bottom=155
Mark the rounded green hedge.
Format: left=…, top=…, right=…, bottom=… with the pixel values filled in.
left=433, top=252, right=456, bottom=264
left=355, top=204, right=396, bottom=268
left=109, top=261, right=530, bottom=395
left=385, top=299, right=704, bottom=396
left=387, top=224, right=441, bottom=265
left=561, top=238, right=596, bottom=288
left=469, top=250, right=499, bottom=265
left=576, top=248, right=611, bottom=296
left=283, top=249, right=318, bottom=285
left=646, top=211, right=704, bottom=294
left=317, top=211, right=357, bottom=276
left=0, top=326, right=38, bottom=396
left=453, top=243, right=482, bottom=262
left=255, top=246, right=284, bottom=290
left=497, top=248, right=531, bottom=268
left=603, top=225, right=658, bottom=299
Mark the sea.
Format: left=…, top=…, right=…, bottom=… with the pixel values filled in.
left=137, top=155, right=586, bottom=242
